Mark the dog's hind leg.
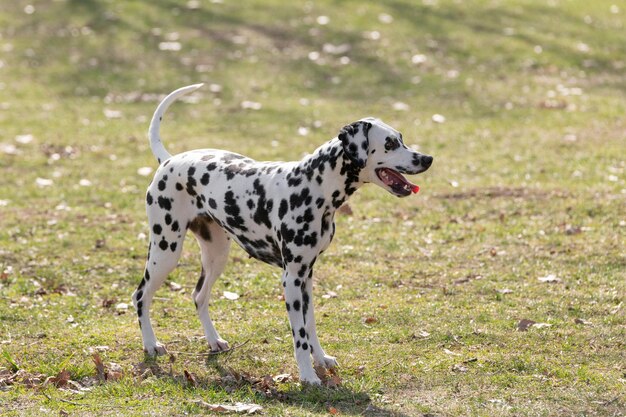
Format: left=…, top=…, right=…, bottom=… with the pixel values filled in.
left=189, top=216, right=231, bottom=352
left=133, top=207, right=186, bottom=356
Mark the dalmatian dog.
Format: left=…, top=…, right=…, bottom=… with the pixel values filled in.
left=132, top=84, right=433, bottom=384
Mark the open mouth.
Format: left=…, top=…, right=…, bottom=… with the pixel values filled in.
left=375, top=168, right=420, bottom=197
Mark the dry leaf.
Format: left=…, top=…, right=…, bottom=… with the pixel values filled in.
left=538, top=274, right=561, bottom=283
left=328, top=406, right=339, bottom=415
left=223, top=291, right=240, bottom=300
left=432, top=114, right=446, bottom=123
left=272, top=373, right=291, bottom=383
left=415, top=330, right=430, bottom=338
left=168, top=281, right=183, bottom=291
left=184, top=369, right=197, bottom=387
left=48, top=370, right=70, bottom=388
left=115, top=302, right=129, bottom=312
left=364, top=317, right=377, bottom=324
left=517, top=319, right=536, bottom=331
left=452, top=364, right=468, bottom=373
left=35, top=177, right=53, bottom=187
left=92, top=353, right=106, bottom=381
left=240, top=101, right=262, bottom=110
left=610, top=302, right=622, bottom=315
left=443, top=348, right=461, bottom=356
left=314, top=365, right=342, bottom=387
left=137, top=167, right=153, bottom=176
left=192, top=400, right=263, bottom=414
left=103, top=109, right=123, bottom=119
left=326, top=372, right=342, bottom=388
left=108, top=370, right=123, bottom=381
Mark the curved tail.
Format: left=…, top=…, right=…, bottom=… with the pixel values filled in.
left=148, top=83, right=204, bottom=164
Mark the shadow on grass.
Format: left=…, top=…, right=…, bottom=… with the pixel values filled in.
left=10, top=0, right=625, bottom=103
left=138, top=355, right=413, bottom=416
left=206, top=356, right=412, bottom=417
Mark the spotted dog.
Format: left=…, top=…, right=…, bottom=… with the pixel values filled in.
left=132, top=84, right=433, bottom=384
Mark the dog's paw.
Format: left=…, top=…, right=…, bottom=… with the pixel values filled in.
left=314, top=354, right=338, bottom=369
left=300, top=372, right=322, bottom=386
left=144, top=342, right=168, bottom=357
left=208, top=338, right=230, bottom=352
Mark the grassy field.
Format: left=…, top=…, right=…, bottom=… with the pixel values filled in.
left=0, top=0, right=624, bottom=416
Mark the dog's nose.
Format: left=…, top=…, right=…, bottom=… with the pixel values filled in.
left=421, top=155, right=433, bottom=168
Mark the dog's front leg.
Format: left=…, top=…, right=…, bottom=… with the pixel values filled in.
left=282, top=266, right=321, bottom=385
left=303, top=275, right=338, bottom=370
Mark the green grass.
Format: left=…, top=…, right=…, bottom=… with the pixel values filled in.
left=1, top=0, right=625, bottom=416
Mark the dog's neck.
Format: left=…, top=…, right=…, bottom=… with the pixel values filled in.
left=297, top=138, right=365, bottom=211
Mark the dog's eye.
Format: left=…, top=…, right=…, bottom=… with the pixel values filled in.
left=384, top=137, right=400, bottom=151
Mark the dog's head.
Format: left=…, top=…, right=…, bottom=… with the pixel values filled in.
left=338, top=117, right=433, bottom=197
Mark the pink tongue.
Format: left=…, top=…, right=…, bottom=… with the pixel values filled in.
left=412, top=185, right=420, bottom=194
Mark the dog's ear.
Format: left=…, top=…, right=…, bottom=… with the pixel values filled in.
left=338, top=121, right=371, bottom=168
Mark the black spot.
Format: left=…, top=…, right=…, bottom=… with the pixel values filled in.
left=157, top=196, right=172, bottom=211
left=152, top=224, right=162, bottom=235
left=252, top=179, right=272, bottom=229
left=287, top=176, right=302, bottom=187
left=171, top=221, right=179, bottom=232
left=293, top=300, right=301, bottom=311
left=298, top=264, right=307, bottom=278
left=195, top=268, right=206, bottom=292
left=144, top=269, right=150, bottom=281
left=278, top=199, right=288, bottom=220
left=146, top=192, right=153, bottom=205
left=158, top=179, right=166, bottom=191
left=296, top=340, right=301, bottom=348
left=385, top=136, right=400, bottom=151
left=286, top=302, right=290, bottom=311
left=294, top=279, right=301, bottom=287
left=136, top=290, right=143, bottom=301
left=299, top=327, right=305, bottom=338
left=208, top=198, right=217, bottom=210
left=289, top=188, right=311, bottom=211
left=165, top=214, right=172, bottom=225
left=186, top=166, right=197, bottom=196
left=159, top=238, right=168, bottom=250
left=170, top=242, right=177, bottom=252
left=302, top=342, right=308, bottom=350
left=224, top=191, right=247, bottom=231
left=200, top=173, right=210, bottom=185
left=176, top=182, right=183, bottom=191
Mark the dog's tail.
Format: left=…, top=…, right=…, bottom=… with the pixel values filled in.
left=148, top=83, right=204, bottom=164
